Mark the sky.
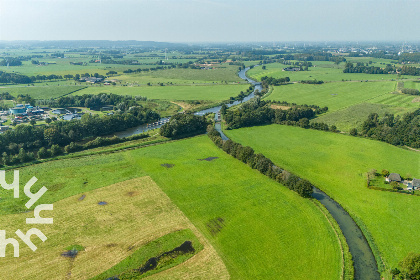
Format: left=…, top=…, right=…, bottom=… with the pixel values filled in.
left=0, top=0, right=419, bottom=42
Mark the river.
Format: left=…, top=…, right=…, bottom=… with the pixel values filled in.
left=221, top=67, right=380, bottom=280
left=114, top=66, right=381, bottom=279
left=114, top=67, right=262, bottom=138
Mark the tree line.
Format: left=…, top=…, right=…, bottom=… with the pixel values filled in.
left=260, top=76, right=290, bottom=86
left=300, top=80, right=324, bottom=84
left=37, top=93, right=147, bottom=111
left=0, top=109, right=160, bottom=166
left=207, top=126, right=313, bottom=198
left=343, top=62, right=396, bottom=74
left=160, top=113, right=209, bottom=138
left=0, top=71, right=33, bottom=84
left=222, top=98, right=328, bottom=130
left=401, top=88, right=420, bottom=95
left=344, top=62, right=420, bottom=76
left=353, top=110, right=420, bottom=148
left=0, top=58, right=23, bottom=66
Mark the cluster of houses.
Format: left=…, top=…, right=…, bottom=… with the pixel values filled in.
left=386, top=173, right=420, bottom=191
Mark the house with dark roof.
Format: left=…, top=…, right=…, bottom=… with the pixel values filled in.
left=412, top=179, right=420, bottom=190
left=387, top=173, right=402, bottom=182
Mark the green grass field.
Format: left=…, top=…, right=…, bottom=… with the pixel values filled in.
left=0, top=177, right=226, bottom=279
left=403, top=80, right=420, bottom=90
left=74, top=84, right=249, bottom=101
left=111, top=65, right=243, bottom=84
left=225, top=125, right=420, bottom=272
left=314, top=103, right=415, bottom=132
left=2, top=136, right=342, bottom=279
left=367, top=92, right=419, bottom=110
left=248, top=61, right=418, bottom=82
left=1, top=85, right=86, bottom=99
left=267, top=81, right=396, bottom=112
left=0, top=61, right=242, bottom=85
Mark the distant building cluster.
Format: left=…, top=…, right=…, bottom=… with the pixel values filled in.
left=79, top=77, right=103, bottom=83
left=283, top=67, right=300, bottom=71
left=9, top=104, right=44, bottom=116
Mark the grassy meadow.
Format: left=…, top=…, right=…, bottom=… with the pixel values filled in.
left=225, top=125, right=420, bottom=271
left=267, top=81, right=397, bottom=112
left=1, top=136, right=343, bottom=279
left=404, top=80, right=420, bottom=90
left=0, top=177, right=227, bottom=279
left=112, top=65, right=243, bottom=84
left=74, top=84, right=250, bottom=101
left=313, top=103, right=402, bottom=132
left=2, top=85, right=86, bottom=99
left=247, top=61, right=419, bottom=82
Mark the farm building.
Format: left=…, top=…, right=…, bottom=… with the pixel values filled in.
left=413, top=179, right=420, bottom=190
left=283, top=67, right=300, bottom=71
left=80, top=77, right=103, bottom=83
left=386, top=173, right=402, bottom=182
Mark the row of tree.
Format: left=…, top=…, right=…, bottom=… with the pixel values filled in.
left=0, top=109, right=160, bottom=161
left=401, top=88, right=420, bottom=95
left=222, top=98, right=328, bottom=130
left=343, top=62, right=396, bottom=74
left=0, top=58, right=22, bottom=66
left=344, top=62, right=420, bottom=76
left=207, top=126, right=313, bottom=198
left=122, top=65, right=171, bottom=73
left=37, top=93, right=147, bottom=110
left=354, top=110, right=420, bottom=148
left=300, top=80, right=324, bottom=84
left=0, top=71, right=33, bottom=84
left=160, top=113, right=209, bottom=138
left=260, top=76, right=290, bottom=86
left=1, top=133, right=148, bottom=166
left=400, top=66, right=420, bottom=76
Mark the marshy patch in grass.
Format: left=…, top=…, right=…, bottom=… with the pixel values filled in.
left=198, top=157, right=219, bottom=161
left=98, top=201, right=108, bottom=205
left=206, top=217, right=225, bottom=236
left=161, top=163, right=174, bottom=168
left=61, top=250, right=79, bottom=259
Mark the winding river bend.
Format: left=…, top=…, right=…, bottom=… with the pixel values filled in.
left=115, top=66, right=381, bottom=279
left=223, top=67, right=380, bottom=279
left=114, top=67, right=261, bottom=137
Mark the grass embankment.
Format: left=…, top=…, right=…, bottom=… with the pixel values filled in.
left=2, top=136, right=342, bottom=279
left=225, top=125, right=420, bottom=273
left=0, top=177, right=227, bottom=279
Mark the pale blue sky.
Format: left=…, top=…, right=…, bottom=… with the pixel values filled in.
left=0, top=0, right=419, bottom=42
